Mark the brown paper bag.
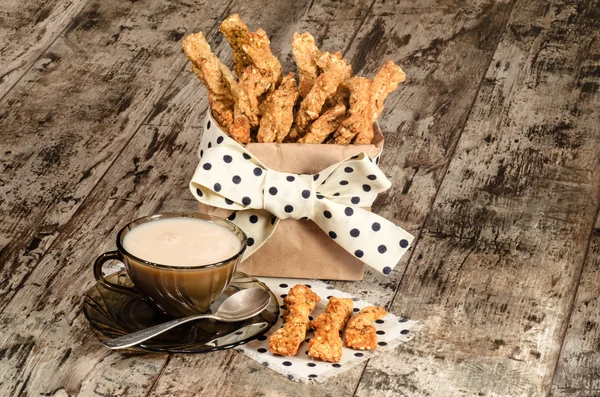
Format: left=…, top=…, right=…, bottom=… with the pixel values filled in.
left=198, top=125, right=384, bottom=281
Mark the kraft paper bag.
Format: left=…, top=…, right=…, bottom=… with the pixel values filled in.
left=196, top=120, right=385, bottom=281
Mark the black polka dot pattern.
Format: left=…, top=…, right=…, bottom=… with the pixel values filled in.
left=191, top=115, right=414, bottom=276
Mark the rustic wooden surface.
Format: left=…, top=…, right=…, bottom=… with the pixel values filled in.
left=0, top=0, right=598, bottom=395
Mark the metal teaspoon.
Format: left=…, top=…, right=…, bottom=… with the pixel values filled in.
left=103, top=287, right=271, bottom=349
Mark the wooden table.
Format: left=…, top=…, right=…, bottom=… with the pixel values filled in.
left=1, top=0, right=599, bottom=395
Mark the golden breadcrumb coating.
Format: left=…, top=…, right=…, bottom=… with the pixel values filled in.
left=345, top=306, right=387, bottom=350
left=183, top=32, right=236, bottom=129
left=257, top=73, right=299, bottom=143
left=334, top=77, right=373, bottom=144
left=298, top=102, right=347, bottom=144
left=295, top=51, right=352, bottom=134
left=292, top=32, right=321, bottom=98
left=269, top=285, right=320, bottom=356
left=308, top=297, right=353, bottom=362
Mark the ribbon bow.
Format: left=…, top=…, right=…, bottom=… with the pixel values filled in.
left=190, top=113, right=413, bottom=275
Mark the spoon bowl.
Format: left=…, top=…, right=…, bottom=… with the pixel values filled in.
left=103, top=287, right=271, bottom=349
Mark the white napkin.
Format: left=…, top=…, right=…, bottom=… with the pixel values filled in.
left=234, top=277, right=418, bottom=383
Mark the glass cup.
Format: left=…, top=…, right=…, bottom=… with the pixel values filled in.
left=93, top=212, right=247, bottom=318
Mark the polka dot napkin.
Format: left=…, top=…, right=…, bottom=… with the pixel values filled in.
left=234, top=277, right=418, bottom=383
left=190, top=112, right=414, bottom=275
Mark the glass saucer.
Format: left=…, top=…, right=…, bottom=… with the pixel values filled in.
left=83, top=271, right=279, bottom=353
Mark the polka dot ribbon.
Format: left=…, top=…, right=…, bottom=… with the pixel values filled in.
left=189, top=113, right=414, bottom=275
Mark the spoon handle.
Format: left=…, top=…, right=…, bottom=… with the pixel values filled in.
left=103, top=314, right=216, bottom=349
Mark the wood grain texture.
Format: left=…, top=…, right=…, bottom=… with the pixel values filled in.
left=0, top=0, right=90, bottom=98
left=0, top=0, right=227, bottom=313
left=550, top=214, right=600, bottom=397
left=0, top=0, right=372, bottom=396
left=356, top=0, right=600, bottom=395
left=0, top=0, right=598, bottom=395
left=325, top=0, right=516, bottom=301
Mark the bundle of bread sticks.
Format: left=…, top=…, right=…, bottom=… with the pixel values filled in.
left=268, top=285, right=387, bottom=363
left=183, top=14, right=406, bottom=145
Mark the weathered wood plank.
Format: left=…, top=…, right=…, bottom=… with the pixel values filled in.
left=0, top=0, right=229, bottom=312
left=356, top=0, right=600, bottom=395
left=550, top=213, right=600, bottom=397
left=0, top=0, right=89, bottom=98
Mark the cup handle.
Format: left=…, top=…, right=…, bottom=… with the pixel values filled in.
left=93, top=251, right=139, bottom=296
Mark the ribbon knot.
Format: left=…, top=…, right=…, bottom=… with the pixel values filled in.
left=189, top=113, right=414, bottom=275
left=264, top=171, right=315, bottom=220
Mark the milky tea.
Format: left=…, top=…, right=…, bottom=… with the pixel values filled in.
left=95, top=213, right=247, bottom=317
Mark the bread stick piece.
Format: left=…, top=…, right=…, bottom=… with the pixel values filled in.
left=344, top=306, right=387, bottom=350
left=258, top=73, right=299, bottom=143
left=371, top=60, right=406, bottom=121
left=292, top=32, right=320, bottom=98
left=298, top=102, right=346, bottom=144
left=308, top=297, right=353, bottom=362
left=183, top=33, right=236, bottom=129
left=334, top=77, right=373, bottom=144
left=219, top=14, right=282, bottom=85
left=269, top=285, right=320, bottom=356
left=295, top=51, right=352, bottom=133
